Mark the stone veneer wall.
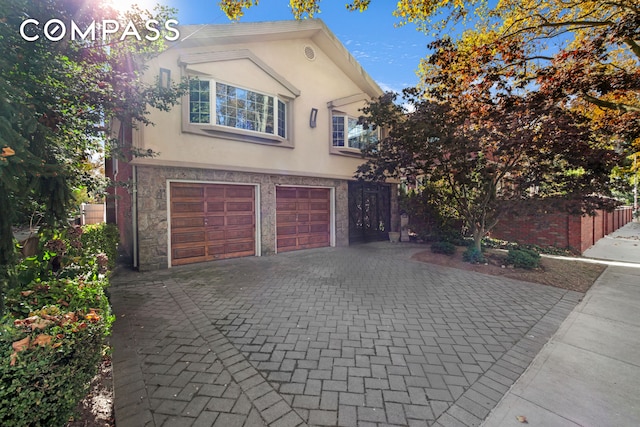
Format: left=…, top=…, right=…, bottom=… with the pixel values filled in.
left=135, top=165, right=350, bottom=270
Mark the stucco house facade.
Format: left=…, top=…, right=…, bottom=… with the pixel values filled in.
left=106, top=19, right=398, bottom=271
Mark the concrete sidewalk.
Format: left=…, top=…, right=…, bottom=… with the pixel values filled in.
left=482, top=221, right=640, bottom=427
left=583, top=221, right=640, bottom=264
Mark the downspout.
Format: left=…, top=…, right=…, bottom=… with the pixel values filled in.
left=132, top=164, right=139, bottom=269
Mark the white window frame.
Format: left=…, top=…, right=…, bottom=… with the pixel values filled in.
left=331, top=113, right=379, bottom=152
left=186, top=78, right=289, bottom=143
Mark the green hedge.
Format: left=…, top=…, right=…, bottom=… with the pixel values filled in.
left=507, top=248, right=541, bottom=270
left=430, top=241, right=457, bottom=255
left=0, top=223, right=117, bottom=426
left=463, top=246, right=486, bottom=264
left=81, top=223, right=119, bottom=270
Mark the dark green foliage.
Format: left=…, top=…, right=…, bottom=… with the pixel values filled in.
left=431, top=241, right=457, bottom=255
left=462, top=247, right=486, bottom=264
left=0, top=0, right=186, bottom=265
left=483, top=237, right=572, bottom=256
left=447, top=236, right=473, bottom=247
left=11, top=224, right=118, bottom=289
left=507, top=248, right=541, bottom=269
left=81, top=224, right=120, bottom=270
left=0, top=279, right=111, bottom=426
left=0, top=223, right=115, bottom=426
left=398, top=184, right=463, bottom=242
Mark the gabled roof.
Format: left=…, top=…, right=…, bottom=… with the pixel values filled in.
left=172, top=19, right=383, bottom=98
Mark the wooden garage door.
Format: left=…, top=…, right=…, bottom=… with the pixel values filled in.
left=170, top=183, right=255, bottom=266
left=276, top=187, right=330, bottom=253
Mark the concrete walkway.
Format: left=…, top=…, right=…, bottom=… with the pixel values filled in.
left=583, top=221, right=640, bottom=264
left=483, top=221, right=640, bottom=426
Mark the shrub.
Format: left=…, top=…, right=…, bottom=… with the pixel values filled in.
left=0, top=276, right=113, bottom=426
left=463, top=246, right=486, bottom=264
left=81, top=223, right=119, bottom=270
left=12, top=224, right=118, bottom=288
left=0, top=223, right=116, bottom=426
left=430, top=241, right=456, bottom=255
left=507, top=248, right=541, bottom=270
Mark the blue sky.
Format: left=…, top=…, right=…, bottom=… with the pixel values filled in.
left=158, top=0, right=435, bottom=93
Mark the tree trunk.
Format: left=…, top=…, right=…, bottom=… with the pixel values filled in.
left=472, top=226, right=484, bottom=252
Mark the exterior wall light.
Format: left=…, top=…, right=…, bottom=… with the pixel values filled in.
left=309, top=108, right=318, bottom=128
left=159, top=68, right=171, bottom=89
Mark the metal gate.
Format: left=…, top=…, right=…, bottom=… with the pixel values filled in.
left=348, top=181, right=391, bottom=244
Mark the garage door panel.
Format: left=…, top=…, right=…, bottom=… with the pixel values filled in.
left=310, top=224, right=328, bottom=233
left=277, top=200, right=297, bottom=210
left=206, top=202, right=225, bottom=212
left=277, top=188, right=297, bottom=198
left=310, top=213, right=328, bottom=222
left=173, top=246, right=206, bottom=261
left=206, top=229, right=225, bottom=240
left=277, top=225, right=297, bottom=236
left=310, top=202, right=329, bottom=210
left=226, top=241, right=255, bottom=253
left=277, top=213, right=297, bottom=224
left=297, top=235, right=310, bottom=245
left=276, top=187, right=330, bottom=252
left=171, top=183, right=255, bottom=266
left=309, top=234, right=329, bottom=244
left=173, top=202, right=204, bottom=213
left=172, top=217, right=205, bottom=229
left=205, top=187, right=225, bottom=198
left=227, top=201, right=253, bottom=212
left=205, top=215, right=225, bottom=227
left=172, top=231, right=206, bottom=244
left=226, top=228, right=254, bottom=239
left=207, top=243, right=254, bottom=259
left=173, top=186, right=204, bottom=198
left=227, top=214, right=254, bottom=226
left=310, top=189, right=327, bottom=198
left=207, top=244, right=225, bottom=256
left=226, top=187, right=254, bottom=198
left=277, top=237, right=298, bottom=252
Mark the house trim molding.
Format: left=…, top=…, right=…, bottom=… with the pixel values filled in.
left=131, top=158, right=363, bottom=181
left=180, top=49, right=301, bottom=97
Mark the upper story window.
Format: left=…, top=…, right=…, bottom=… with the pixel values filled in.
left=189, top=80, right=211, bottom=124
left=189, top=79, right=286, bottom=138
left=332, top=114, right=378, bottom=151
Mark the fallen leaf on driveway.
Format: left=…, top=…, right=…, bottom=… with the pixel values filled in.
left=516, top=415, right=528, bottom=423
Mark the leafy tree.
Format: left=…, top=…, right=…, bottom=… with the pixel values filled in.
left=218, top=1, right=639, bottom=146
left=356, top=83, right=620, bottom=251
left=0, top=0, right=185, bottom=266
left=218, top=0, right=371, bottom=20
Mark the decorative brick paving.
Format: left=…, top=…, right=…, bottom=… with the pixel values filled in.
left=111, top=243, right=581, bottom=426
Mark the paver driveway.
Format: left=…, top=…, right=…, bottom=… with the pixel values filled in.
left=110, top=243, right=582, bottom=427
